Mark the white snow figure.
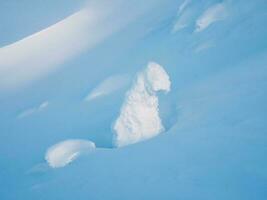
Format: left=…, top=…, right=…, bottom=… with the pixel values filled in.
left=113, top=62, right=171, bottom=147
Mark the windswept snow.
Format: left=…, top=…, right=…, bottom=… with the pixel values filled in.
left=172, top=0, right=192, bottom=33
left=17, top=101, right=49, bottom=119
left=113, top=62, right=171, bottom=147
left=45, top=139, right=96, bottom=168
left=85, top=74, right=129, bottom=101
left=0, top=0, right=163, bottom=90
left=0, top=9, right=95, bottom=90
left=195, top=3, right=227, bottom=32
left=194, top=41, right=214, bottom=53
left=178, top=0, right=191, bottom=15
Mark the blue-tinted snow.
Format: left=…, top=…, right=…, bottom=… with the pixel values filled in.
left=0, top=0, right=267, bottom=199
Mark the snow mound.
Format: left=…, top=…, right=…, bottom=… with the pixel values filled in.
left=45, top=139, right=96, bottom=168
left=113, top=62, right=171, bottom=147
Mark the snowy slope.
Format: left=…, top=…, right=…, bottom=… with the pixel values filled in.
left=0, top=0, right=267, bottom=199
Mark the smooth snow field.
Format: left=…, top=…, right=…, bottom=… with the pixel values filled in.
left=0, top=0, right=267, bottom=199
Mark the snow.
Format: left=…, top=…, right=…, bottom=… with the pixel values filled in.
left=195, top=3, right=228, bottom=32
left=45, top=139, right=96, bottom=168
left=113, top=62, right=171, bottom=147
left=0, top=0, right=267, bottom=199
left=17, top=101, right=49, bottom=119
left=84, top=74, right=129, bottom=101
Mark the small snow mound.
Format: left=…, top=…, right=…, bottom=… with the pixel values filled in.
left=113, top=62, right=171, bottom=147
left=45, top=139, right=95, bottom=168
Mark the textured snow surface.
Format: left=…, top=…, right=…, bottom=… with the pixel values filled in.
left=113, top=62, right=171, bottom=147
left=0, top=0, right=267, bottom=199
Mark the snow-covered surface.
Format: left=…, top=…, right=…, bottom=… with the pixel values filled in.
left=0, top=0, right=267, bottom=199
left=195, top=2, right=227, bottom=32
left=17, top=101, right=49, bottom=119
left=45, top=139, right=96, bottom=168
left=85, top=74, right=129, bottom=101
left=0, top=0, right=163, bottom=90
left=113, top=62, right=170, bottom=147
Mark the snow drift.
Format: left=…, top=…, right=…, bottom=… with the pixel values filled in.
left=113, top=62, right=171, bottom=147
left=0, top=0, right=165, bottom=90
left=45, top=139, right=96, bottom=168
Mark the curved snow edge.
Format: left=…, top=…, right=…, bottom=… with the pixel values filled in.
left=45, top=139, right=96, bottom=168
